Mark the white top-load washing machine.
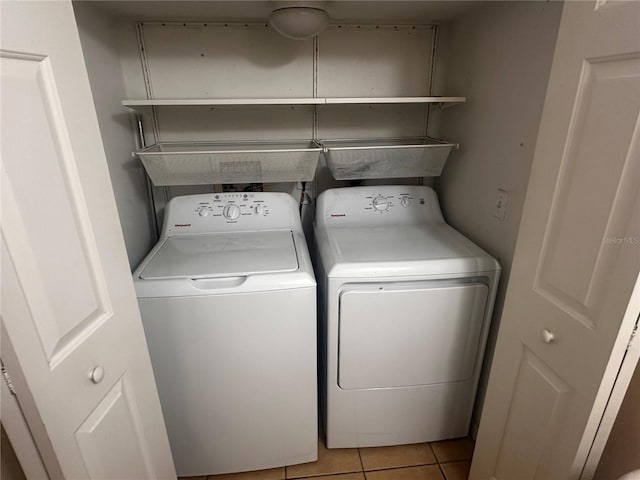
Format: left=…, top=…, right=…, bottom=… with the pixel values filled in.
left=314, top=185, right=500, bottom=448
left=133, top=192, right=317, bottom=476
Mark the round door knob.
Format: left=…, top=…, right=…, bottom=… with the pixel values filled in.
left=223, top=204, right=241, bottom=220
left=89, top=366, right=105, bottom=384
left=372, top=196, right=389, bottom=211
left=541, top=329, right=555, bottom=344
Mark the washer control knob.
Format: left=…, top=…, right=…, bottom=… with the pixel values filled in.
left=254, top=205, right=265, bottom=215
left=400, top=197, right=411, bottom=207
left=372, top=196, right=389, bottom=211
left=198, top=208, right=209, bottom=217
left=223, top=204, right=241, bottom=220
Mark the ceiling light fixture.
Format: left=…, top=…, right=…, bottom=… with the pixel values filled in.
left=269, top=6, right=330, bottom=40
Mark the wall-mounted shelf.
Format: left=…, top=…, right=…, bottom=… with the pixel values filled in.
left=122, top=98, right=325, bottom=107
left=323, top=97, right=465, bottom=105
left=122, top=96, right=466, bottom=109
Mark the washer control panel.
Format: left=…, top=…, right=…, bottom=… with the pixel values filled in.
left=191, top=192, right=271, bottom=222
left=316, top=185, right=444, bottom=228
left=163, top=192, right=300, bottom=236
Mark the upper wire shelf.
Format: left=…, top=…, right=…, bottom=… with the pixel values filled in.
left=122, top=96, right=466, bottom=108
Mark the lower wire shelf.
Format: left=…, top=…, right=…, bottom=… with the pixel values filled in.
left=320, top=137, right=458, bottom=180
left=136, top=140, right=323, bottom=186
left=135, top=137, right=458, bottom=186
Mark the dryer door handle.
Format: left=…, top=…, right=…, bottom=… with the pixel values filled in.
left=190, top=276, right=247, bottom=290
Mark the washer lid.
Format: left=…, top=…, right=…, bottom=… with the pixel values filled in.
left=139, top=230, right=298, bottom=279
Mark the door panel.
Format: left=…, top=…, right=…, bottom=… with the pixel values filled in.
left=1, top=51, right=111, bottom=365
left=76, top=375, right=155, bottom=480
left=493, top=349, right=571, bottom=480
left=536, top=53, right=640, bottom=328
left=338, top=282, right=488, bottom=389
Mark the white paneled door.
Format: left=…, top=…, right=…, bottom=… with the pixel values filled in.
left=0, top=2, right=176, bottom=479
left=471, top=2, right=640, bottom=480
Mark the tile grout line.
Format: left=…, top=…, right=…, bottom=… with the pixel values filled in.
left=427, top=442, right=440, bottom=465
left=205, top=438, right=473, bottom=479
left=357, top=459, right=439, bottom=473
left=357, top=446, right=366, bottom=479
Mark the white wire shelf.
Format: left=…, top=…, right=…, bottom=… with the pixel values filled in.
left=324, top=96, right=465, bottom=105
left=320, top=137, right=458, bottom=180
left=136, top=141, right=322, bottom=186
left=122, top=96, right=466, bottom=108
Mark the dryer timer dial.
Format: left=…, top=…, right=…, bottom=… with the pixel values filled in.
left=372, top=196, right=390, bottom=211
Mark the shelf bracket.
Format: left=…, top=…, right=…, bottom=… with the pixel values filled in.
left=433, top=102, right=462, bottom=111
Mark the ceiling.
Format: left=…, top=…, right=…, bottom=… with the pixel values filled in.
left=85, top=1, right=485, bottom=24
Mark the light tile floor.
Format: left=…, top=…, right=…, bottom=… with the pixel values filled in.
left=180, top=437, right=473, bottom=480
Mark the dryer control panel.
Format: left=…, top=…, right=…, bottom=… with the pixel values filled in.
left=316, top=185, right=445, bottom=228
left=162, top=192, right=303, bottom=236
left=367, top=192, right=416, bottom=213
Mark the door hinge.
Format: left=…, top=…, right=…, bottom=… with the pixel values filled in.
left=1, top=364, right=16, bottom=396
left=628, top=318, right=639, bottom=350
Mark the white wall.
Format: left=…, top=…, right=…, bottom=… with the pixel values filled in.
left=119, top=21, right=437, bottom=225
left=73, top=2, right=155, bottom=270
left=437, top=1, right=564, bottom=429
left=131, top=23, right=434, bottom=144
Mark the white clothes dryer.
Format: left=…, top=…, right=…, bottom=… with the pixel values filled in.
left=314, top=185, right=500, bottom=448
left=133, top=192, right=317, bottom=476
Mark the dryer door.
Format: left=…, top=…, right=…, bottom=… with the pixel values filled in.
left=338, top=281, right=489, bottom=390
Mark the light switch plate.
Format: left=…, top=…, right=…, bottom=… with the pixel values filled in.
left=494, top=188, right=509, bottom=221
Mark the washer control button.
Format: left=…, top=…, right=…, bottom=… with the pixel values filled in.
left=372, top=196, right=389, bottom=211
left=400, top=197, right=411, bottom=207
left=198, top=208, right=210, bottom=217
left=254, top=205, right=265, bottom=215
left=223, top=204, right=241, bottom=220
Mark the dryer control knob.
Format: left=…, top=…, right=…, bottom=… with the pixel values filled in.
left=400, top=197, right=411, bottom=207
left=254, top=205, right=265, bottom=215
left=223, top=204, right=241, bottom=220
left=198, top=208, right=209, bottom=217
left=372, top=196, right=389, bottom=211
